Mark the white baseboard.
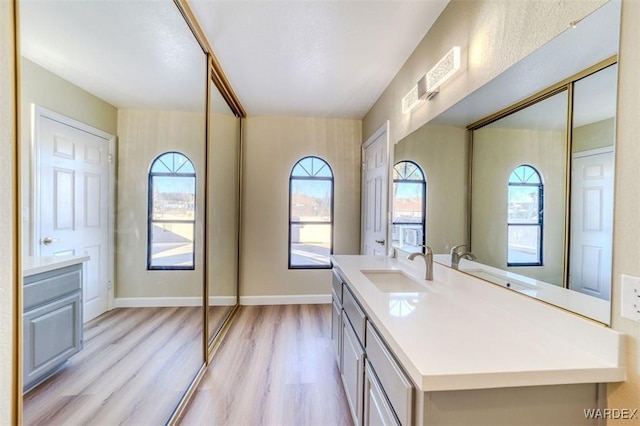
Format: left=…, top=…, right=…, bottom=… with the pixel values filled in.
left=240, top=294, right=331, bottom=305
left=114, top=295, right=331, bottom=308
left=114, top=297, right=202, bottom=308
left=209, top=296, right=237, bottom=306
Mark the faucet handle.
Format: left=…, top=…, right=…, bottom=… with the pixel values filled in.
left=451, top=244, right=467, bottom=254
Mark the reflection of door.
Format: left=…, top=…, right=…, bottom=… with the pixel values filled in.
left=34, top=106, right=114, bottom=322
left=569, top=148, right=613, bottom=300
left=362, top=123, right=389, bottom=256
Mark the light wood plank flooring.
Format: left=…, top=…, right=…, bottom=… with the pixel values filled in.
left=23, top=307, right=208, bottom=426
left=181, top=304, right=353, bottom=426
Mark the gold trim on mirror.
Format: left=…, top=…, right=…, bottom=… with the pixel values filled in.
left=12, top=0, right=23, bottom=423
left=467, top=56, right=618, bottom=131
left=174, top=0, right=247, bottom=118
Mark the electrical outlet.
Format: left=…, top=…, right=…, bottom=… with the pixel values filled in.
left=621, top=274, right=640, bottom=322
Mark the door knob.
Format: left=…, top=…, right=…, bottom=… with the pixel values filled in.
left=375, top=239, right=385, bottom=245
left=42, top=236, right=60, bottom=246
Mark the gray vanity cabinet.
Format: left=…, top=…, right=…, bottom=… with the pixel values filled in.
left=23, top=264, right=83, bottom=391
left=332, top=267, right=415, bottom=426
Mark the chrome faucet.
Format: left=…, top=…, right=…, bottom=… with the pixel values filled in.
left=450, top=244, right=476, bottom=268
left=408, top=245, right=433, bottom=280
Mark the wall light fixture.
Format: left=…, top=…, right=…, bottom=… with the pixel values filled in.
left=402, top=46, right=461, bottom=114
left=426, top=46, right=461, bottom=95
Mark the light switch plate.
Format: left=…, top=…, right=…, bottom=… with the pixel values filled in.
left=621, top=274, right=640, bottom=322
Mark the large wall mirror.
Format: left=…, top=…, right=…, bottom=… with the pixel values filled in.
left=391, top=0, right=619, bottom=325
left=18, top=0, right=218, bottom=423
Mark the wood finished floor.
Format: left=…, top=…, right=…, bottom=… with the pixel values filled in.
left=23, top=306, right=218, bottom=426
left=181, top=304, right=353, bottom=426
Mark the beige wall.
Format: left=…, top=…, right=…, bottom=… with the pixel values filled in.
left=363, top=0, right=607, bottom=145
left=573, top=118, right=615, bottom=153
left=471, top=128, right=567, bottom=285
left=19, top=58, right=118, bottom=258
left=116, top=109, right=205, bottom=299
left=241, top=116, right=361, bottom=298
left=394, top=124, right=467, bottom=253
left=1, top=1, right=17, bottom=423
left=609, top=0, right=640, bottom=417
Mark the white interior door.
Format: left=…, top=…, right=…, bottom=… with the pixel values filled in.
left=569, top=148, right=614, bottom=301
left=362, top=123, right=389, bottom=256
left=34, top=106, right=114, bottom=322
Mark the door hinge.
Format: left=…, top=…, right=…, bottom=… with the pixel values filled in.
left=108, top=154, right=113, bottom=164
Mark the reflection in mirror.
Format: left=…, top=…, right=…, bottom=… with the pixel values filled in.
left=569, top=63, right=617, bottom=301
left=391, top=161, right=426, bottom=254
left=468, top=62, right=617, bottom=324
left=471, top=90, right=569, bottom=287
left=393, top=1, right=619, bottom=325
left=208, top=82, right=240, bottom=345
left=392, top=125, right=468, bottom=255
left=19, top=0, right=207, bottom=423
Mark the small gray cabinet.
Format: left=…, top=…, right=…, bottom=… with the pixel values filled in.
left=23, top=263, right=83, bottom=391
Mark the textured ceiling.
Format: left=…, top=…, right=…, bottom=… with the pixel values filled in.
left=188, top=0, right=449, bottom=118
left=20, top=0, right=207, bottom=111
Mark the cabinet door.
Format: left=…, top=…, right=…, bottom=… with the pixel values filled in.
left=24, top=292, right=82, bottom=390
left=341, top=316, right=365, bottom=426
left=331, top=294, right=342, bottom=367
left=364, top=361, right=399, bottom=426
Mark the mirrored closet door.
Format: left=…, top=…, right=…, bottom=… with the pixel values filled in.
left=19, top=0, right=208, bottom=423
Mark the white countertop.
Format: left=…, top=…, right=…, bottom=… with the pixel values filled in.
left=432, top=253, right=611, bottom=324
left=331, top=255, right=625, bottom=392
left=23, top=255, right=90, bottom=277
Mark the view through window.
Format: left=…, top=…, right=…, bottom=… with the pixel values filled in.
left=392, top=161, right=426, bottom=253
left=289, top=156, right=334, bottom=268
left=148, top=152, right=196, bottom=270
left=507, top=164, right=543, bottom=266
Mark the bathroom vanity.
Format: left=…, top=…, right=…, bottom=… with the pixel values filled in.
left=331, top=255, right=625, bottom=426
left=23, top=255, right=89, bottom=392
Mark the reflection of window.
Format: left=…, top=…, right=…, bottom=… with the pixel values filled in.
left=507, top=165, right=543, bottom=266
left=148, top=152, right=196, bottom=270
left=392, top=161, right=426, bottom=253
left=289, top=156, right=334, bottom=269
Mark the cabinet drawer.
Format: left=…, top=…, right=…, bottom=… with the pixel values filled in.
left=342, top=285, right=366, bottom=346
left=332, top=269, right=344, bottom=304
left=24, top=264, right=82, bottom=310
left=366, top=321, right=413, bottom=426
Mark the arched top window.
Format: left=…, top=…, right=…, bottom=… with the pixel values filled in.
left=289, top=156, right=334, bottom=269
left=393, top=160, right=425, bottom=181
left=148, top=152, right=196, bottom=270
left=392, top=161, right=426, bottom=253
left=507, top=164, right=543, bottom=267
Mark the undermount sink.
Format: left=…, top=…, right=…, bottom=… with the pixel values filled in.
left=361, top=270, right=427, bottom=293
